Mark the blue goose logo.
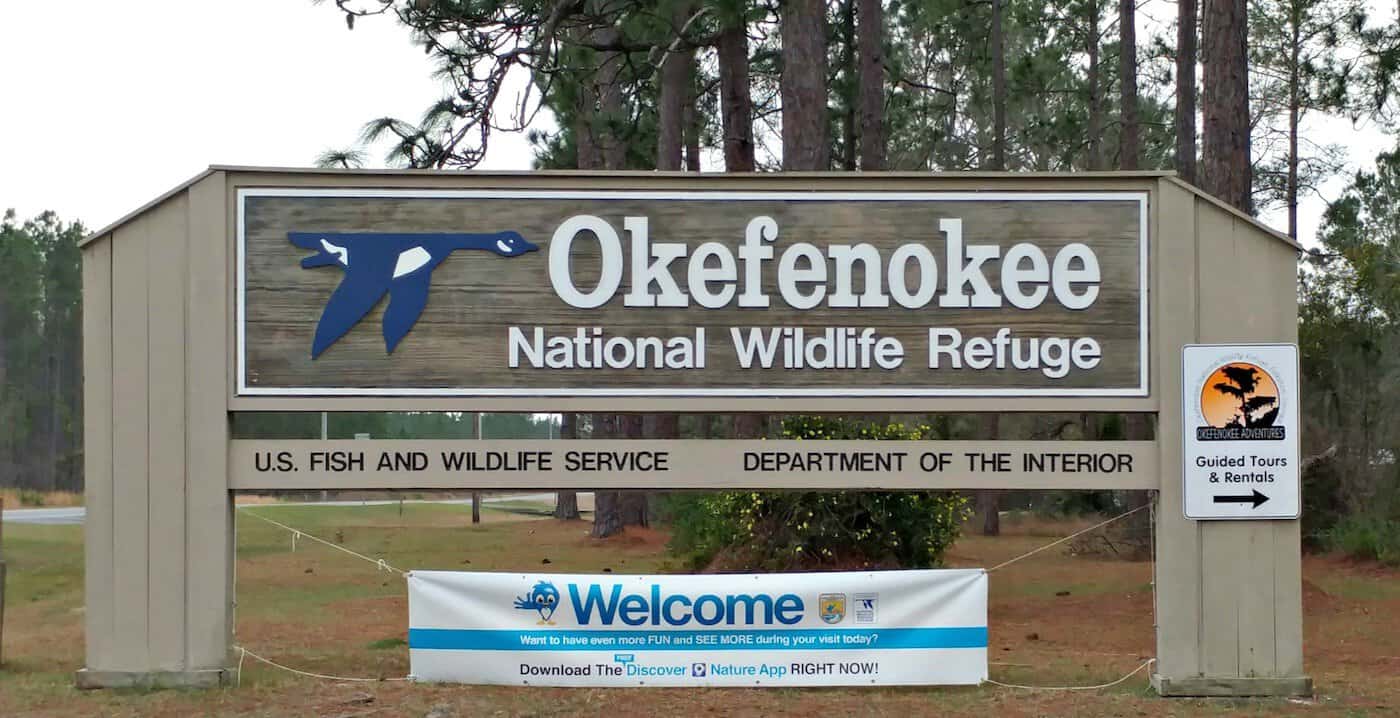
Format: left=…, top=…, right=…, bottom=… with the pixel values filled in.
left=513, top=581, right=561, bottom=625
left=289, top=231, right=538, bottom=358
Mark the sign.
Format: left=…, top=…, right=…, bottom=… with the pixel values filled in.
left=406, top=569, right=988, bottom=686
left=226, top=439, right=1158, bottom=491
left=238, top=189, right=1147, bottom=401
left=1182, top=344, right=1300, bottom=520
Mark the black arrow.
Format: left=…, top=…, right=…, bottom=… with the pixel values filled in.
left=1213, top=489, right=1270, bottom=508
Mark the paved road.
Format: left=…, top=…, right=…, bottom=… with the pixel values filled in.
left=1, top=492, right=583, bottom=526
left=2, top=506, right=86, bottom=525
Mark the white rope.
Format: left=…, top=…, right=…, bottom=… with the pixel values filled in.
left=231, top=506, right=238, bottom=635
left=1149, top=497, right=1158, bottom=633
left=987, top=503, right=1151, bottom=573
left=983, top=497, right=1160, bottom=692
left=238, top=508, right=408, bottom=577
left=985, top=659, right=1154, bottom=691
left=235, top=646, right=410, bottom=685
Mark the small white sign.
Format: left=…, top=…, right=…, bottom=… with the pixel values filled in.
left=1182, top=344, right=1300, bottom=520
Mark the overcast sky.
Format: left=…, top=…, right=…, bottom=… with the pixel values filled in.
left=0, top=0, right=541, bottom=233
left=0, top=0, right=1392, bottom=245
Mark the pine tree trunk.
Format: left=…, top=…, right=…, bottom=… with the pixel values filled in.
left=574, top=30, right=602, bottom=172
left=734, top=414, right=764, bottom=439
left=46, top=353, right=60, bottom=490
left=725, top=11, right=764, bottom=435
left=620, top=491, right=649, bottom=527
left=654, top=414, right=680, bottom=440
left=857, top=0, right=886, bottom=170
left=1115, top=414, right=1153, bottom=558
left=555, top=413, right=581, bottom=520
left=1087, top=0, right=1103, bottom=170
left=1118, top=0, right=1139, bottom=170
left=990, top=0, right=1007, bottom=170
left=598, top=32, right=628, bottom=170
left=555, top=491, right=581, bottom=521
left=1201, top=0, right=1252, bottom=212
left=841, top=0, right=858, bottom=171
left=656, top=2, right=692, bottom=172
left=573, top=37, right=617, bottom=535
left=718, top=23, right=755, bottom=172
left=591, top=490, right=624, bottom=538
left=781, top=0, right=830, bottom=170
left=1176, top=0, right=1198, bottom=184
left=978, top=490, right=1002, bottom=536
left=684, top=82, right=703, bottom=171
left=619, top=414, right=647, bottom=527
left=978, top=414, right=1001, bottom=536
left=1287, top=10, right=1301, bottom=240
left=591, top=414, right=624, bottom=538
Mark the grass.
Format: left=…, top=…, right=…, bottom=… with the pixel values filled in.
left=1325, top=514, right=1400, bottom=566
left=0, top=489, right=83, bottom=508
left=2, top=504, right=1399, bottom=717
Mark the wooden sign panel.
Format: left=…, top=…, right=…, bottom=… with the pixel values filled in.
left=237, top=188, right=1146, bottom=400
left=228, top=439, right=1158, bottom=490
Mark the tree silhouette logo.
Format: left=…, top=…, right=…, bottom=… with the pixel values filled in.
left=1197, top=362, right=1286, bottom=440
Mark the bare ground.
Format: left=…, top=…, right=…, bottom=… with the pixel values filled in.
left=1, top=505, right=1397, bottom=717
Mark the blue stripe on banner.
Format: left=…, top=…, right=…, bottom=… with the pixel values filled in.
left=408, top=627, right=987, bottom=651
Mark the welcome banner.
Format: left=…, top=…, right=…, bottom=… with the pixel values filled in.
left=406, top=569, right=988, bottom=687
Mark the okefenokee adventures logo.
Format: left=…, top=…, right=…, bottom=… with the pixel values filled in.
left=289, top=231, right=538, bottom=358
left=1195, top=361, right=1286, bottom=441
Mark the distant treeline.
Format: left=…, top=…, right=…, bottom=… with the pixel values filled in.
left=0, top=210, right=82, bottom=492
left=232, top=411, right=558, bottom=440
left=0, top=208, right=558, bottom=494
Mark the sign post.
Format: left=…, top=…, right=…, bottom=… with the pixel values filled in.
left=1181, top=344, right=1300, bottom=520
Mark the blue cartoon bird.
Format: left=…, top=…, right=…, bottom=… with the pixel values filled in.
left=513, top=581, right=561, bottom=624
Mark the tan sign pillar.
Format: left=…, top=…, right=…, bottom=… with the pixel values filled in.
left=78, top=174, right=232, bottom=688
left=77, top=169, right=1308, bottom=695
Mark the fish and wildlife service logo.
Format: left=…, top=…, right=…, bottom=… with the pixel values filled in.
left=1196, top=361, right=1286, bottom=441
left=513, top=580, right=561, bottom=625
left=819, top=593, right=847, bottom=624
left=289, top=231, right=537, bottom=358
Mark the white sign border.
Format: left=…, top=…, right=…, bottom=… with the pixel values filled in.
left=236, top=188, right=1150, bottom=398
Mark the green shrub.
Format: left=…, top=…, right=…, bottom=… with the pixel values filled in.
left=1326, top=514, right=1400, bottom=566
left=18, top=488, right=45, bottom=507
left=663, top=492, right=746, bottom=571
left=664, top=417, right=970, bottom=571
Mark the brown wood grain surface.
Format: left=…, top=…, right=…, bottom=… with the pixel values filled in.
left=228, top=439, right=1159, bottom=490
left=241, top=191, right=1144, bottom=395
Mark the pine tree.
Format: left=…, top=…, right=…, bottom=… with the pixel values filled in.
left=1202, top=0, right=1252, bottom=210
